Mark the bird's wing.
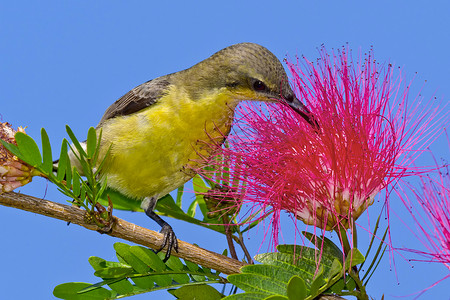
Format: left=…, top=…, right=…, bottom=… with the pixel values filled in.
left=98, top=76, right=171, bottom=125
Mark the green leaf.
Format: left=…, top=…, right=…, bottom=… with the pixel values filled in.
left=192, top=175, right=210, bottom=218
left=40, top=128, right=53, bottom=173
left=96, top=180, right=109, bottom=204
left=176, top=185, right=184, bottom=207
left=99, top=188, right=143, bottom=211
left=130, top=276, right=155, bottom=290
left=129, top=246, right=166, bottom=271
left=66, top=125, right=87, bottom=158
left=240, top=265, right=298, bottom=286
left=344, top=248, right=365, bottom=269
left=78, top=278, right=124, bottom=293
left=227, top=273, right=287, bottom=296
left=88, top=256, right=107, bottom=271
left=68, top=143, right=90, bottom=180
left=14, top=132, right=42, bottom=166
left=86, top=127, right=97, bottom=159
left=129, top=246, right=172, bottom=287
left=223, top=292, right=271, bottom=300
left=114, top=243, right=150, bottom=274
left=156, top=194, right=225, bottom=233
left=345, top=276, right=357, bottom=291
left=193, top=174, right=210, bottom=194
left=0, top=139, right=21, bottom=158
left=256, top=246, right=336, bottom=288
left=57, top=139, right=69, bottom=181
left=328, top=259, right=343, bottom=279
left=309, top=267, right=325, bottom=296
left=302, top=231, right=343, bottom=262
left=107, top=278, right=134, bottom=295
left=170, top=285, right=223, bottom=300
left=93, top=266, right=134, bottom=279
left=184, top=259, right=206, bottom=282
left=163, top=255, right=190, bottom=284
left=286, top=276, right=306, bottom=300
left=53, top=282, right=112, bottom=300
left=79, top=187, right=87, bottom=205
left=72, top=170, right=81, bottom=197
left=201, top=266, right=217, bottom=280
left=264, top=296, right=288, bottom=300
left=328, top=278, right=345, bottom=293
left=62, top=140, right=73, bottom=186
left=92, top=128, right=103, bottom=166
left=187, top=199, right=198, bottom=218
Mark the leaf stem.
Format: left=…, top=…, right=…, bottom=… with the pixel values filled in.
left=363, top=244, right=387, bottom=286
left=360, top=211, right=382, bottom=271
left=361, top=227, right=388, bottom=283
left=334, top=224, right=351, bottom=256
left=348, top=268, right=369, bottom=300
left=114, top=279, right=224, bottom=299
left=352, top=220, right=358, bottom=249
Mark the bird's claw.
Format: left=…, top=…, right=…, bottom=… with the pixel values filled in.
left=157, top=223, right=179, bottom=262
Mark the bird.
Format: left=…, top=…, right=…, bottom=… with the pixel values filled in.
left=69, top=42, right=316, bottom=261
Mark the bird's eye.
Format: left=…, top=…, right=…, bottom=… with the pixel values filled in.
left=252, top=80, right=267, bottom=91
left=284, top=94, right=294, bottom=103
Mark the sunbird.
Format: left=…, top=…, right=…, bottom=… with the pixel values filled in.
left=70, top=43, right=315, bottom=260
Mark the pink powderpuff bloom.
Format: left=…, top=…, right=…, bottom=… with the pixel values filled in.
left=199, top=46, right=444, bottom=245
left=398, top=139, right=450, bottom=289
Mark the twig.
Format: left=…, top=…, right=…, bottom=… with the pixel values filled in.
left=0, top=191, right=245, bottom=275
left=222, top=215, right=238, bottom=260
left=237, top=232, right=254, bottom=264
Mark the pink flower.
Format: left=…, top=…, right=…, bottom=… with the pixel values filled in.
left=397, top=138, right=450, bottom=295
left=200, top=46, right=443, bottom=245
left=400, top=142, right=450, bottom=270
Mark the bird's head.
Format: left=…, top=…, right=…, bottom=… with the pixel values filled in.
left=182, top=43, right=317, bottom=127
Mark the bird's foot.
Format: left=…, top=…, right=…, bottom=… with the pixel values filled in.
left=142, top=198, right=178, bottom=262
left=157, top=223, right=179, bottom=262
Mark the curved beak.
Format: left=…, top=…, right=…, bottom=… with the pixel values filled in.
left=287, top=96, right=320, bottom=130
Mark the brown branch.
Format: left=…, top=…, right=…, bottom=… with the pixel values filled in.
left=0, top=191, right=347, bottom=300
left=0, top=191, right=245, bottom=275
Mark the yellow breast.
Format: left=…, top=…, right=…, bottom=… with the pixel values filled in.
left=98, top=85, right=240, bottom=200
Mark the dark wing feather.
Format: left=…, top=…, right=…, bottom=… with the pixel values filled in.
left=98, top=76, right=172, bottom=126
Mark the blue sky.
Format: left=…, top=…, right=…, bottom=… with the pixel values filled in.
left=1, top=1, right=449, bottom=299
